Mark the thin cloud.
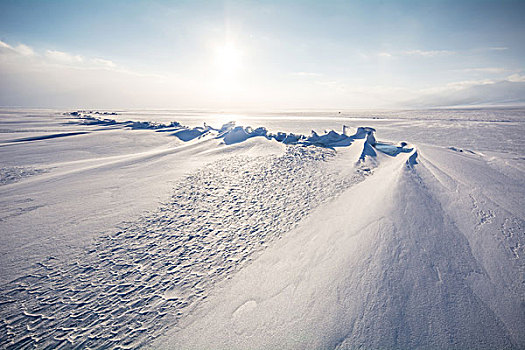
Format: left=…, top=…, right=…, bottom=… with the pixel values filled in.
left=14, top=44, right=35, bottom=56
left=469, top=47, right=509, bottom=54
left=91, top=58, right=117, bottom=69
left=291, top=72, right=323, bottom=77
left=45, top=50, right=84, bottom=64
left=403, top=49, right=454, bottom=57
left=0, top=40, right=152, bottom=76
left=428, top=79, right=497, bottom=93
left=0, top=39, right=187, bottom=108
left=507, top=73, right=525, bottom=82
left=460, top=67, right=510, bottom=74
left=0, top=40, right=35, bottom=56
left=407, top=76, right=525, bottom=107
left=374, top=49, right=455, bottom=58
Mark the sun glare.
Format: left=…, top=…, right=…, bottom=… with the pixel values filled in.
left=214, top=43, right=242, bottom=75
left=212, top=43, right=244, bottom=92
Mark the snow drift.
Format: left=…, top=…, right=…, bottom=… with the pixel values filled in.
left=156, top=145, right=524, bottom=349
left=0, top=110, right=524, bottom=349
left=69, top=111, right=385, bottom=148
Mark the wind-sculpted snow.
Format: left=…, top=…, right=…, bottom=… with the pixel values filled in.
left=4, top=110, right=522, bottom=349
left=72, top=115, right=182, bottom=130
left=0, top=143, right=375, bottom=349
left=0, top=167, right=45, bottom=186
left=67, top=111, right=387, bottom=149
left=1, top=113, right=419, bottom=349
left=155, top=145, right=524, bottom=350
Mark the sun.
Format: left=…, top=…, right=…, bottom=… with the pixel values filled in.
left=214, top=43, right=242, bottom=90
left=210, top=41, right=246, bottom=94
left=214, top=43, right=242, bottom=76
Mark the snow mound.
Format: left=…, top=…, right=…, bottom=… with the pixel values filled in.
left=211, top=123, right=379, bottom=148
left=222, top=126, right=253, bottom=144
left=155, top=144, right=524, bottom=349
left=0, top=118, right=416, bottom=348
left=171, top=127, right=209, bottom=142
left=0, top=142, right=376, bottom=349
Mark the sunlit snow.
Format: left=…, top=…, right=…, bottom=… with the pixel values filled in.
left=0, top=108, right=524, bottom=349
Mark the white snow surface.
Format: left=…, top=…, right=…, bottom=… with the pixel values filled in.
left=0, top=108, right=524, bottom=349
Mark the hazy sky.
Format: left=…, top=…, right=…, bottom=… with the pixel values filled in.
left=1, top=0, right=524, bottom=109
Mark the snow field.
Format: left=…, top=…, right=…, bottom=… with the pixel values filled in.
left=0, top=140, right=374, bottom=349
left=1, top=109, right=523, bottom=349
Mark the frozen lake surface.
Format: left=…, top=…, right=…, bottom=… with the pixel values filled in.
left=0, top=108, right=524, bottom=349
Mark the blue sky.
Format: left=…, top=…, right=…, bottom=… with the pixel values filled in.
left=1, top=0, right=524, bottom=109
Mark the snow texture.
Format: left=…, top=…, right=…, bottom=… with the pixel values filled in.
left=0, top=109, right=524, bottom=349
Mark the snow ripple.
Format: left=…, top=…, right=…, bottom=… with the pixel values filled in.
left=0, top=145, right=370, bottom=349
left=0, top=167, right=45, bottom=186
